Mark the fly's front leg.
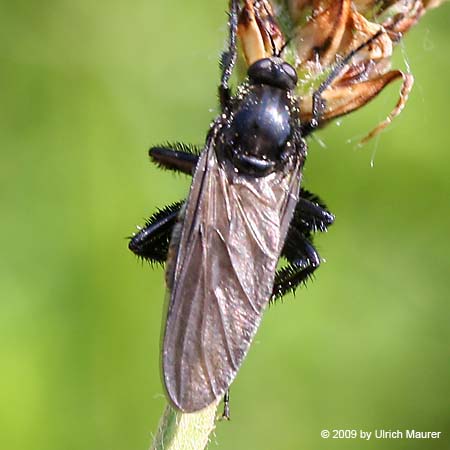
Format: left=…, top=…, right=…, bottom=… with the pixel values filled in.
left=128, top=201, right=183, bottom=263
left=219, top=0, right=239, bottom=110
left=149, top=143, right=200, bottom=175
left=300, top=90, right=327, bottom=137
left=301, top=29, right=385, bottom=137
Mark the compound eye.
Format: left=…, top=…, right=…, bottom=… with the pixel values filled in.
left=248, top=58, right=272, bottom=80
left=248, top=58, right=298, bottom=90
left=281, top=62, right=298, bottom=87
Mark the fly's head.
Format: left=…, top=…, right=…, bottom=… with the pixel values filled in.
left=218, top=57, right=300, bottom=177
left=247, top=57, right=297, bottom=91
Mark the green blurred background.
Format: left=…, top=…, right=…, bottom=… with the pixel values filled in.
left=1, top=1, right=449, bottom=449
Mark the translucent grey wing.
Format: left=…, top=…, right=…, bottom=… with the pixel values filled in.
left=162, top=143, right=301, bottom=412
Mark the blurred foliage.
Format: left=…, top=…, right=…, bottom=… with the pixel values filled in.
left=0, top=1, right=449, bottom=449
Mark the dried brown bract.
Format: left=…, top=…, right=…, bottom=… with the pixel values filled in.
left=238, top=0, right=444, bottom=142
left=238, top=0, right=286, bottom=63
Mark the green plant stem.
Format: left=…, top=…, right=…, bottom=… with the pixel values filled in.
left=150, top=401, right=219, bottom=450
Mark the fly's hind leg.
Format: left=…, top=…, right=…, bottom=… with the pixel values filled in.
left=272, top=191, right=335, bottom=300
left=128, top=188, right=332, bottom=266
left=272, top=231, right=321, bottom=300
left=221, top=390, right=231, bottom=420
left=128, top=201, right=183, bottom=263
left=294, top=189, right=335, bottom=234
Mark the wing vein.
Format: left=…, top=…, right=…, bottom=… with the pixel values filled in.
left=200, top=218, right=219, bottom=398
left=211, top=283, right=239, bottom=372
left=234, top=193, right=273, bottom=256
left=215, top=228, right=260, bottom=315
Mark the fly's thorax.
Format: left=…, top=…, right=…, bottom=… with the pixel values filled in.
left=216, top=56, right=300, bottom=177
left=217, top=84, right=299, bottom=177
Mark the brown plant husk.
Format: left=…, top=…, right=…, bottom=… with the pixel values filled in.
left=237, top=0, right=443, bottom=141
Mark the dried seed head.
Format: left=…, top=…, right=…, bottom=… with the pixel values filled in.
left=238, top=0, right=285, bottom=64
left=237, top=0, right=444, bottom=142
left=423, top=0, right=446, bottom=8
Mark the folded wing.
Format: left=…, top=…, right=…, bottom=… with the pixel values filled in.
left=162, top=140, right=301, bottom=412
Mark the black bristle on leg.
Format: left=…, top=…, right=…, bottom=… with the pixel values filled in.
left=272, top=260, right=318, bottom=300
left=130, top=142, right=335, bottom=299
left=219, top=0, right=239, bottom=110
left=295, top=190, right=335, bottom=233
left=271, top=190, right=334, bottom=301
left=272, top=233, right=321, bottom=301
left=149, top=143, right=200, bottom=175
left=128, top=201, right=183, bottom=263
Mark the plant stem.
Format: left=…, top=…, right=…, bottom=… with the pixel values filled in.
left=150, top=401, right=219, bottom=450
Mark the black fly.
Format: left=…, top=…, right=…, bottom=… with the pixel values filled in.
left=129, top=0, right=382, bottom=414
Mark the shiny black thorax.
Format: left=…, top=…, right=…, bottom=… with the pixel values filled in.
left=216, top=57, right=301, bottom=177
